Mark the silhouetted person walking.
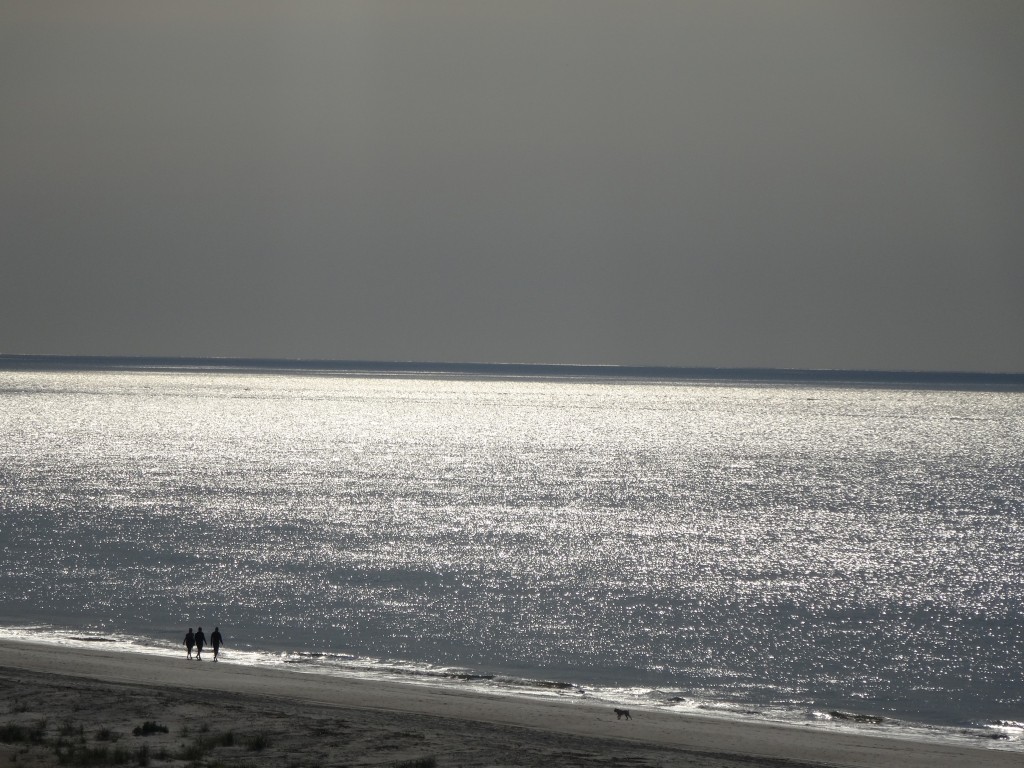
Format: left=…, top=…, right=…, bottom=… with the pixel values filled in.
left=211, top=627, right=223, bottom=662
left=184, top=628, right=195, bottom=660
left=195, top=627, right=206, bottom=660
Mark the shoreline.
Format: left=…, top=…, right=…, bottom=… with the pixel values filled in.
left=1, top=639, right=1019, bottom=767
left=3, top=625, right=1017, bottom=743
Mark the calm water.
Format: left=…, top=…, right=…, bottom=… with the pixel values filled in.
left=1, top=368, right=1022, bottom=747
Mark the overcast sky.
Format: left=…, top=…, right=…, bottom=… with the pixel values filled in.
left=2, top=1, right=1022, bottom=372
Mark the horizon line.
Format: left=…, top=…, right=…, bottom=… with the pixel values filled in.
left=1, top=353, right=1022, bottom=390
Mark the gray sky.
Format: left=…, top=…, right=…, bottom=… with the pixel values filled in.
left=3, top=1, right=1022, bottom=372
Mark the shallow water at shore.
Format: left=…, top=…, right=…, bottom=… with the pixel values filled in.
left=1, top=627, right=1021, bottom=753
left=1, top=368, right=1022, bottom=745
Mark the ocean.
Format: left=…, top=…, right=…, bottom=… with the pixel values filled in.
left=1, top=362, right=1022, bottom=751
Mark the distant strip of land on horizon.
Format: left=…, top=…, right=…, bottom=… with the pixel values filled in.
left=1, top=354, right=1022, bottom=390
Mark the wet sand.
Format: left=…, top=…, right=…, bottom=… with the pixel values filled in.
left=0, top=638, right=1018, bottom=767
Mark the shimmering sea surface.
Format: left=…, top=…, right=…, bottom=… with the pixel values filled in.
left=1, top=368, right=1022, bottom=748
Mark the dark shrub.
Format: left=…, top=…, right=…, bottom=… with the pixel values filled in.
left=131, top=721, right=168, bottom=737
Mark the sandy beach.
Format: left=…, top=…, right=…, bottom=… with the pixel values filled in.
left=0, top=639, right=1018, bottom=767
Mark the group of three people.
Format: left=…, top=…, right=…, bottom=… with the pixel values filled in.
left=184, top=626, right=223, bottom=661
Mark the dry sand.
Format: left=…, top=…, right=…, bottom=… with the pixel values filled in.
left=0, top=638, right=1018, bottom=767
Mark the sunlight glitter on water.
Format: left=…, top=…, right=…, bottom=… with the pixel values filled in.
left=1, top=369, right=1022, bottom=738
